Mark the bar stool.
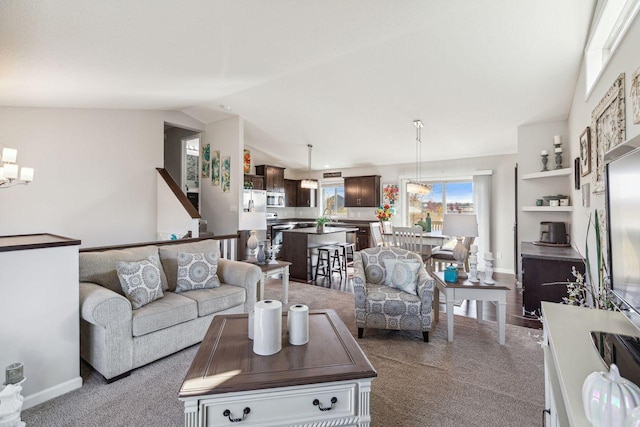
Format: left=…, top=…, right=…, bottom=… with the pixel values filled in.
left=335, top=242, right=355, bottom=273
left=307, top=243, right=323, bottom=281
left=315, top=245, right=343, bottom=283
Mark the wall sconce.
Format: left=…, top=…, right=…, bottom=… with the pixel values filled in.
left=0, top=148, right=34, bottom=189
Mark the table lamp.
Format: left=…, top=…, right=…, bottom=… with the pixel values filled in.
left=442, top=213, right=478, bottom=279
left=239, top=211, right=266, bottom=261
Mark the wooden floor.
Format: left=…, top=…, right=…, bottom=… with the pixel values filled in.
left=290, top=266, right=542, bottom=330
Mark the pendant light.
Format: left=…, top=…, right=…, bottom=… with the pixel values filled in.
left=407, top=120, right=429, bottom=194
left=300, top=144, right=318, bottom=189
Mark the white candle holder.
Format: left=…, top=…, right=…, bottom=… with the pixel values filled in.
left=468, top=245, right=479, bottom=283
left=483, top=256, right=495, bottom=285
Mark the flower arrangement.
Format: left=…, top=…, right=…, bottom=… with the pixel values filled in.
left=383, top=184, right=399, bottom=204
left=375, top=204, right=394, bottom=221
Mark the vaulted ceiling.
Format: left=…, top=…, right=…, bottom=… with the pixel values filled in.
left=0, top=0, right=595, bottom=171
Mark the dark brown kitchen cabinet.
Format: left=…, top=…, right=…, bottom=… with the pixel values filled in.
left=355, top=226, right=371, bottom=251
left=284, top=179, right=298, bottom=207
left=255, top=165, right=285, bottom=193
left=521, top=242, right=585, bottom=315
left=244, top=174, right=264, bottom=190
left=344, top=176, right=381, bottom=207
left=297, top=182, right=317, bottom=207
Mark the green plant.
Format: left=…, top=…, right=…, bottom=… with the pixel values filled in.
left=316, top=217, right=330, bottom=226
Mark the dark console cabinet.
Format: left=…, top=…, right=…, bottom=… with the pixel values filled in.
left=521, top=242, right=585, bottom=315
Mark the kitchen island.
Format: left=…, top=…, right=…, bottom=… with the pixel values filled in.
left=281, top=227, right=358, bottom=281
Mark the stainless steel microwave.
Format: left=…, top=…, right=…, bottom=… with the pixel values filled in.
left=266, top=192, right=285, bottom=207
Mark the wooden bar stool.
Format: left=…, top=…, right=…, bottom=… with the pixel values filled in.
left=335, top=242, right=355, bottom=273
left=315, top=245, right=343, bottom=283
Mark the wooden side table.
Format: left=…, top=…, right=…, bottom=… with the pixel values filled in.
left=430, top=270, right=509, bottom=345
left=248, top=260, right=291, bottom=304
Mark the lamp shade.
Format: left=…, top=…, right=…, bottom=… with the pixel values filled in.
left=239, top=211, right=266, bottom=231
left=1, top=148, right=17, bottom=163
left=442, top=214, right=478, bottom=237
left=300, top=179, right=318, bottom=189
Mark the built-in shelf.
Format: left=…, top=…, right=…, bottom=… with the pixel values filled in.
left=522, top=206, right=573, bottom=212
left=522, top=168, right=571, bottom=180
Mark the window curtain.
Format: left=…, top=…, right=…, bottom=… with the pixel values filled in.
left=473, top=174, right=492, bottom=270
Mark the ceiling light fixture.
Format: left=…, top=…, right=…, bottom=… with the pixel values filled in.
left=407, top=120, right=429, bottom=194
left=300, top=144, right=318, bottom=189
left=0, top=147, right=34, bottom=189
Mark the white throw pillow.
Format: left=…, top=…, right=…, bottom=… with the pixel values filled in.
left=116, top=256, right=164, bottom=309
left=176, top=252, right=220, bottom=293
left=383, top=258, right=419, bottom=286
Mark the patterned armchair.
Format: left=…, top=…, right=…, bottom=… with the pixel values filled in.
left=353, top=247, right=434, bottom=342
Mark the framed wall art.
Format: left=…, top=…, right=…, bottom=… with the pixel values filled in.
left=632, top=66, right=640, bottom=124
left=201, top=143, right=211, bottom=178
left=591, top=73, right=625, bottom=194
left=579, top=127, right=591, bottom=176
left=243, top=149, right=251, bottom=174
left=211, top=150, right=220, bottom=186
left=221, top=156, right=231, bottom=193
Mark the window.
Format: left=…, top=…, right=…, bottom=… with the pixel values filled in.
left=585, top=0, right=640, bottom=96
left=406, top=180, right=473, bottom=226
left=322, top=183, right=346, bottom=215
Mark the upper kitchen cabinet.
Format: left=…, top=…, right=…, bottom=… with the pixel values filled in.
left=297, top=182, right=317, bottom=208
left=244, top=174, right=264, bottom=190
left=284, top=179, right=298, bottom=207
left=344, top=175, right=381, bottom=207
left=255, top=165, right=285, bottom=193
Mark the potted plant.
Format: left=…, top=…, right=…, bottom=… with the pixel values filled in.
left=316, top=217, right=330, bottom=233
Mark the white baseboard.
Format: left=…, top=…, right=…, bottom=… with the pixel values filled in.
left=23, top=376, right=83, bottom=410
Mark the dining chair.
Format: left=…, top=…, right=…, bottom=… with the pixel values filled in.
left=392, top=226, right=423, bottom=257
left=370, top=222, right=386, bottom=247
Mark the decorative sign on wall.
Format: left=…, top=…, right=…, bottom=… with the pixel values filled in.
left=323, top=171, right=342, bottom=178
left=591, top=73, right=625, bottom=194
left=211, top=150, right=220, bottom=186
left=201, top=144, right=211, bottom=178
left=221, top=156, right=231, bottom=193
left=244, top=149, right=251, bottom=174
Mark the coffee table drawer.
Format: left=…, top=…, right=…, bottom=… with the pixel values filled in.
left=201, top=382, right=357, bottom=426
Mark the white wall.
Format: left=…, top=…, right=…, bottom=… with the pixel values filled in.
left=567, top=12, right=640, bottom=282
left=0, top=107, right=204, bottom=247
left=201, top=116, right=244, bottom=236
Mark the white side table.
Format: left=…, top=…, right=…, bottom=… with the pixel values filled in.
left=430, top=270, right=509, bottom=345
left=253, top=260, right=291, bottom=304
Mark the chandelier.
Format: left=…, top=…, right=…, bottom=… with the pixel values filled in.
left=0, top=147, right=35, bottom=189
left=407, top=120, right=430, bottom=194
left=300, top=144, right=318, bottom=189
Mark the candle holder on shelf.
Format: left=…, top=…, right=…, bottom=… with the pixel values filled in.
left=553, top=135, right=563, bottom=169
left=468, top=245, right=479, bottom=283
left=483, top=253, right=495, bottom=285
left=541, top=151, right=549, bottom=172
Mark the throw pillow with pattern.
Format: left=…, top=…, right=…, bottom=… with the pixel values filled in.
left=116, top=256, right=164, bottom=309
left=383, top=259, right=421, bottom=295
left=176, top=252, right=220, bottom=293
left=383, top=258, right=420, bottom=286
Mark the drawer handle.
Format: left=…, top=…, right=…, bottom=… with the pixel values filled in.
left=223, top=407, right=250, bottom=422
left=313, top=396, right=337, bottom=411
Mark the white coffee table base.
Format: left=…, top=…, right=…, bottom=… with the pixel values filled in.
left=257, top=262, right=290, bottom=304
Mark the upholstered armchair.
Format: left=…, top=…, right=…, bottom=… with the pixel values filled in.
left=353, top=247, right=434, bottom=342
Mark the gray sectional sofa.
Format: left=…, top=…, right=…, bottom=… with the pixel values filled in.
left=78, top=239, right=261, bottom=381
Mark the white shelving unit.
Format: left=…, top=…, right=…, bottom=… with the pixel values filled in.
left=522, top=206, right=573, bottom=212
left=522, top=168, right=571, bottom=180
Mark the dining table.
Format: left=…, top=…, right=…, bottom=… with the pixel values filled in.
left=382, top=229, right=450, bottom=257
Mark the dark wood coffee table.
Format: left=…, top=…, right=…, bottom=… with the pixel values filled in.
left=179, top=309, right=376, bottom=426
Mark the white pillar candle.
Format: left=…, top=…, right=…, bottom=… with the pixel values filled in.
left=485, top=252, right=493, bottom=259
left=554, top=135, right=562, bottom=145
left=470, top=245, right=478, bottom=253
left=541, top=150, right=548, bottom=155
left=555, top=147, right=562, bottom=153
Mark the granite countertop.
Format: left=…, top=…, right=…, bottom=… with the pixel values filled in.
left=283, top=226, right=359, bottom=235
left=521, top=241, right=583, bottom=262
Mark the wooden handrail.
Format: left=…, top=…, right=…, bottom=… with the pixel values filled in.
left=156, top=168, right=201, bottom=219
left=80, top=234, right=239, bottom=253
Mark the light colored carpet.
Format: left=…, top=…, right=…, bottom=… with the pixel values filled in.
left=23, top=281, right=544, bottom=427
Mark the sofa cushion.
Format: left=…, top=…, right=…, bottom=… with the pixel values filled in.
left=116, top=256, right=164, bottom=309
left=176, top=252, right=220, bottom=292
left=132, top=292, right=197, bottom=337
left=80, top=246, right=169, bottom=295
left=159, top=240, right=220, bottom=292
left=180, top=284, right=246, bottom=317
